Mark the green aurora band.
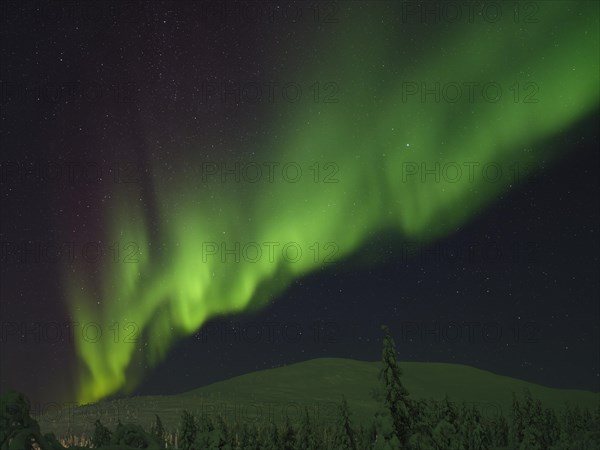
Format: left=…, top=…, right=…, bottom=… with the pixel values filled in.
left=65, top=2, right=599, bottom=403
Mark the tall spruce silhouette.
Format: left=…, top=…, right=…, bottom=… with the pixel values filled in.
left=379, top=324, right=413, bottom=446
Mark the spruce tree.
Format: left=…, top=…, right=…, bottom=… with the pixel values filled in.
left=179, top=410, right=197, bottom=450
left=542, top=408, right=560, bottom=449
left=279, top=415, right=296, bottom=450
left=519, top=389, right=544, bottom=450
left=509, top=392, right=524, bottom=448
left=439, top=396, right=458, bottom=425
left=110, top=423, right=158, bottom=448
left=586, top=404, right=600, bottom=447
left=333, top=397, right=356, bottom=450
left=239, top=422, right=260, bottom=450
left=582, top=407, right=593, bottom=430
left=260, top=421, right=280, bottom=450
left=245, top=422, right=260, bottom=450
left=490, top=414, right=508, bottom=447
left=150, top=414, right=165, bottom=447
left=379, top=324, right=413, bottom=446
left=296, top=407, right=318, bottom=450
left=194, top=414, right=214, bottom=449
left=208, top=415, right=230, bottom=449
left=91, top=419, right=112, bottom=448
left=572, top=405, right=584, bottom=435
left=428, top=397, right=460, bottom=449
left=463, top=405, right=488, bottom=450
left=355, top=424, right=374, bottom=450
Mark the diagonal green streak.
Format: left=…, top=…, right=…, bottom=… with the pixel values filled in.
left=64, top=2, right=599, bottom=403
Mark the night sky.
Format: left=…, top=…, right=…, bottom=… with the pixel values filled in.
left=0, top=1, right=598, bottom=407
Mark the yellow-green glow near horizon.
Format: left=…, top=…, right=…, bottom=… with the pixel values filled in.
left=65, top=2, right=599, bottom=403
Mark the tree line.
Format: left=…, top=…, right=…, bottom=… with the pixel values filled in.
left=2, top=325, right=599, bottom=449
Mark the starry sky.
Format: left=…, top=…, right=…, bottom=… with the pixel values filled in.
left=0, top=0, right=598, bottom=405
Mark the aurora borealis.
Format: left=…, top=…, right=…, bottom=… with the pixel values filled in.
left=1, top=0, right=599, bottom=407
left=55, top=2, right=600, bottom=403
